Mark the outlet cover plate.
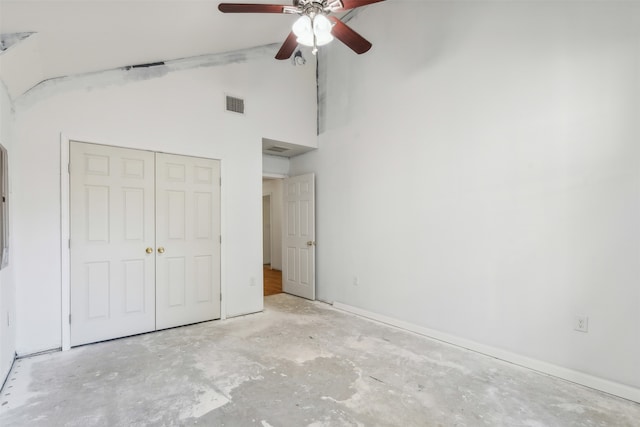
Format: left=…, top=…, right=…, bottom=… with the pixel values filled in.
left=574, top=315, right=589, bottom=333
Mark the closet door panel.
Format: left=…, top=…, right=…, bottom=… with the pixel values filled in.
left=155, top=153, right=221, bottom=329
left=70, top=142, right=156, bottom=346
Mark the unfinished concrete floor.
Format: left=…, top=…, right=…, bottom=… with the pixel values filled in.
left=1, top=294, right=639, bottom=426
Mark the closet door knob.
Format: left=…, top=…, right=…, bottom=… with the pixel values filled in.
left=157, top=247, right=165, bottom=254
left=145, top=247, right=153, bottom=254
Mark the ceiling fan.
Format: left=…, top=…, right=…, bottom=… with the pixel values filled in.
left=218, top=0, right=386, bottom=60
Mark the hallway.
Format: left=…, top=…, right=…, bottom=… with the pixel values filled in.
left=263, top=265, right=282, bottom=296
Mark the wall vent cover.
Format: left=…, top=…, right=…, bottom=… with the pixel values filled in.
left=266, top=146, right=289, bottom=153
left=226, top=95, right=245, bottom=114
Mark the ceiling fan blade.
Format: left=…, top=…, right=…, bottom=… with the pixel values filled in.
left=333, top=0, right=386, bottom=11
left=275, top=32, right=298, bottom=60
left=329, top=17, right=372, bottom=55
left=218, top=3, right=297, bottom=14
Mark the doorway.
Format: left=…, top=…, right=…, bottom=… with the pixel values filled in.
left=262, top=173, right=316, bottom=300
left=263, top=178, right=283, bottom=296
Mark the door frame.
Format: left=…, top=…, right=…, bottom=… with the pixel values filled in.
left=60, top=134, right=227, bottom=350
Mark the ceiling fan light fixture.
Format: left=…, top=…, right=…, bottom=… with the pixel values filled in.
left=292, top=14, right=334, bottom=48
left=292, top=15, right=313, bottom=46
left=218, top=0, right=384, bottom=60
left=313, top=14, right=334, bottom=46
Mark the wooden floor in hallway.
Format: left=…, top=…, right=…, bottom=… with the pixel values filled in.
left=263, top=265, right=282, bottom=296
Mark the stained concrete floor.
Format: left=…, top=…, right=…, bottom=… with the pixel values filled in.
left=1, top=294, right=639, bottom=426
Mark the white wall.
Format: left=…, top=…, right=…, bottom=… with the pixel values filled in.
left=0, top=81, right=16, bottom=383
left=263, top=179, right=284, bottom=270
left=13, top=47, right=316, bottom=355
left=0, top=32, right=44, bottom=99
left=291, top=0, right=640, bottom=396
left=263, top=154, right=290, bottom=176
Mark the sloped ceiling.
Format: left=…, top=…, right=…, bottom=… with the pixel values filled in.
left=0, top=0, right=300, bottom=80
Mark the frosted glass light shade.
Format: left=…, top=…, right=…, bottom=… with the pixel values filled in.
left=292, top=14, right=334, bottom=47
left=292, top=15, right=314, bottom=46
left=312, top=15, right=334, bottom=46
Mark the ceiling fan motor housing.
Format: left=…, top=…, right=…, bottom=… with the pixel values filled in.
left=295, top=0, right=343, bottom=14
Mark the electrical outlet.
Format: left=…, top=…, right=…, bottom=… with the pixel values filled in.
left=249, top=277, right=256, bottom=287
left=574, top=316, right=589, bottom=333
left=353, top=276, right=360, bottom=286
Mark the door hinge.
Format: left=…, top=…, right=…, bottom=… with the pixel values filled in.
left=68, top=163, right=71, bottom=174
left=219, top=177, right=222, bottom=186
left=219, top=235, right=222, bottom=244
left=68, top=239, right=71, bottom=249
left=220, top=293, right=222, bottom=302
left=69, top=314, right=71, bottom=324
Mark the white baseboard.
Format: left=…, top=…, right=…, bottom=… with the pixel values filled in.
left=332, top=301, right=640, bottom=404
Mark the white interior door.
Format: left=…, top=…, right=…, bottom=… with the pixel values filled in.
left=283, top=173, right=315, bottom=300
left=155, top=153, right=221, bottom=330
left=70, top=142, right=156, bottom=346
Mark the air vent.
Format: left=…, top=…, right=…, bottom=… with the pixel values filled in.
left=266, top=146, right=289, bottom=153
left=226, top=95, right=245, bottom=114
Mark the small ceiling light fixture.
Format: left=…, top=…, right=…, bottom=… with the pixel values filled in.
left=292, top=12, right=334, bottom=55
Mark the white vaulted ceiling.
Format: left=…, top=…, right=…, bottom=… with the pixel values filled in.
left=0, top=0, right=300, bottom=80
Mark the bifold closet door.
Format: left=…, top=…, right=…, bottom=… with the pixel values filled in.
left=70, top=144, right=221, bottom=345
left=70, top=142, right=156, bottom=347
left=155, top=153, right=221, bottom=330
